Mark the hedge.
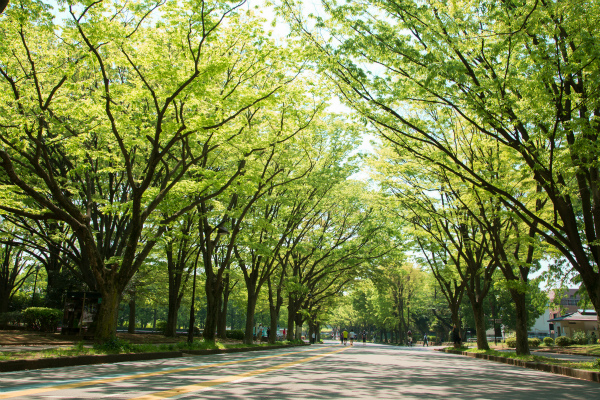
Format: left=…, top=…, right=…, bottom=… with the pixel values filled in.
left=225, top=329, right=245, bottom=340
left=22, top=307, right=62, bottom=332
left=543, top=337, right=554, bottom=346
left=555, top=336, right=572, bottom=347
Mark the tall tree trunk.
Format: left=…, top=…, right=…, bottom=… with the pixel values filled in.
left=217, top=271, right=232, bottom=340
left=294, top=312, right=303, bottom=340
left=165, top=244, right=191, bottom=337
left=287, top=294, right=300, bottom=341
left=243, top=290, right=258, bottom=345
left=128, top=294, right=136, bottom=334
left=44, top=242, right=64, bottom=309
left=203, top=271, right=224, bottom=342
left=0, top=291, right=9, bottom=314
left=165, top=288, right=180, bottom=337
left=316, top=323, right=321, bottom=342
left=267, top=276, right=284, bottom=344
left=510, top=289, right=530, bottom=355
left=96, top=286, right=120, bottom=340
left=471, top=298, right=490, bottom=350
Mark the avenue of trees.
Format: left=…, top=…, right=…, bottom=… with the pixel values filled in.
left=280, top=0, right=599, bottom=355
left=0, top=0, right=395, bottom=343
left=1, top=0, right=597, bottom=356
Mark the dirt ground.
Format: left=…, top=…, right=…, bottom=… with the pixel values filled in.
left=0, top=330, right=242, bottom=346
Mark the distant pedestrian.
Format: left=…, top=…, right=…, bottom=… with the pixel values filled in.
left=267, top=327, right=271, bottom=339
left=407, top=330, right=412, bottom=347
left=362, top=330, right=367, bottom=346
left=343, top=329, right=348, bottom=346
left=340, top=330, right=344, bottom=345
left=349, top=331, right=355, bottom=346
left=423, top=333, right=428, bottom=347
left=311, top=332, right=316, bottom=344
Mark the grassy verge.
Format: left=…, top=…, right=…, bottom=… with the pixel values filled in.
left=540, top=344, right=600, bottom=356
left=448, top=347, right=600, bottom=372
left=0, top=339, right=303, bottom=361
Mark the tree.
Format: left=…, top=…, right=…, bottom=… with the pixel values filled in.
left=0, top=0, right=300, bottom=340
left=0, top=227, right=35, bottom=312
left=371, top=142, right=497, bottom=350
left=162, top=213, right=197, bottom=337
left=283, top=0, right=600, bottom=323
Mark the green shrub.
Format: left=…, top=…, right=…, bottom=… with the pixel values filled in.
left=0, top=311, right=23, bottom=328
left=572, top=331, right=587, bottom=345
left=156, top=321, right=167, bottom=335
left=22, top=307, right=62, bottom=332
left=428, top=335, right=437, bottom=343
left=225, top=329, right=245, bottom=340
left=528, top=338, right=541, bottom=347
left=555, top=336, right=572, bottom=347
left=505, top=338, right=517, bottom=348
left=543, top=337, right=554, bottom=346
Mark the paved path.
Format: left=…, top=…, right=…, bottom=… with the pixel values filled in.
left=531, top=350, right=597, bottom=362
left=0, top=342, right=597, bottom=399
left=0, top=345, right=76, bottom=353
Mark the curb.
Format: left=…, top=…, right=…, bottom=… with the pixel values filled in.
left=437, top=348, right=600, bottom=383
left=0, top=344, right=307, bottom=373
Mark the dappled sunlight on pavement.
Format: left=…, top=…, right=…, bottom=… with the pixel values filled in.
left=0, top=344, right=596, bottom=399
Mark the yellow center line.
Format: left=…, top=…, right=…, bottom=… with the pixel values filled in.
left=129, top=347, right=349, bottom=400
left=0, top=346, right=334, bottom=399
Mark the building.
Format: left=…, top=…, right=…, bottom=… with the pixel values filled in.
left=547, top=310, right=599, bottom=338
left=486, top=288, right=597, bottom=339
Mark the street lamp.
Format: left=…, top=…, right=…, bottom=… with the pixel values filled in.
left=188, top=224, right=230, bottom=344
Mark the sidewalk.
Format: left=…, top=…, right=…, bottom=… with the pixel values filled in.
left=438, top=348, right=600, bottom=384
left=531, top=350, right=597, bottom=362
left=0, top=331, right=309, bottom=373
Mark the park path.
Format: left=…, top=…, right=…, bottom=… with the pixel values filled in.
left=0, top=341, right=597, bottom=399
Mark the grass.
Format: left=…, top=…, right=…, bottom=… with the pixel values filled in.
left=0, top=339, right=302, bottom=361
left=549, top=344, right=600, bottom=356
left=447, top=347, right=600, bottom=372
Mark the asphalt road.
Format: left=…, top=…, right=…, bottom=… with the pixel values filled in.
left=0, top=341, right=597, bottom=399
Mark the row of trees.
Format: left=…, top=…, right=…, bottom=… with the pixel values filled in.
left=0, top=0, right=398, bottom=341
left=3, top=0, right=596, bottom=353
left=327, top=256, right=547, bottom=347
left=280, top=0, right=599, bottom=354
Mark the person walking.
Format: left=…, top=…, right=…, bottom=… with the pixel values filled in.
left=362, top=330, right=367, bottom=346
left=423, top=333, right=428, bottom=347
left=349, top=331, right=355, bottom=346
left=407, top=330, right=412, bottom=347
left=340, top=330, right=344, bottom=345
left=343, top=329, right=349, bottom=346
